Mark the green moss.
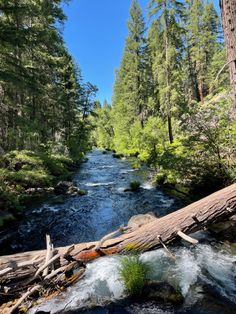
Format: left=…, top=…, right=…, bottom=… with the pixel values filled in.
left=119, top=255, right=150, bottom=295
left=4, top=150, right=43, bottom=169
left=78, top=189, right=88, bottom=196
left=124, top=242, right=139, bottom=251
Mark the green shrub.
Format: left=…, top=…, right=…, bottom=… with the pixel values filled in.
left=119, top=255, right=150, bottom=295
left=129, top=181, right=141, bottom=191
left=131, top=160, right=141, bottom=170
left=40, top=153, right=73, bottom=177
left=3, top=150, right=43, bottom=170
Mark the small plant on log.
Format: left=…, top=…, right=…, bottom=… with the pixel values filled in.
left=119, top=255, right=149, bottom=295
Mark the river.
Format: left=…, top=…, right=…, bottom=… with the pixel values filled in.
left=1, top=150, right=236, bottom=313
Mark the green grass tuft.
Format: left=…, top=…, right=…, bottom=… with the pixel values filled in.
left=129, top=181, right=141, bottom=191
left=119, top=255, right=150, bottom=295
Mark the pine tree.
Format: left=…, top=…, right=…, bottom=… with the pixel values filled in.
left=112, top=0, right=147, bottom=152
left=149, top=0, right=184, bottom=144
left=0, top=0, right=94, bottom=156
left=185, top=0, right=219, bottom=102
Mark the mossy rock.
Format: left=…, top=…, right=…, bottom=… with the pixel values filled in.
left=142, top=280, right=184, bottom=304
left=78, top=189, right=88, bottom=196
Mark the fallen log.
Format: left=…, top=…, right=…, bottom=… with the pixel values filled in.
left=0, top=183, right=236, bottom=308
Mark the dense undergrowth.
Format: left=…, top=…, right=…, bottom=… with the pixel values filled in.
left=92, top=94, right=236, bottom=199
left=0, top=150, right=78, bottom=227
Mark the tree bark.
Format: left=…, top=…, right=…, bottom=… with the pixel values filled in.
left=1, top=183, right=236, bottom=281
left=220, top=0, right=236, bottom=109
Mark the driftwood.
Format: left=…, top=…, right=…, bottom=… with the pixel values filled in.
left=0, top=183, right=236, bottom=312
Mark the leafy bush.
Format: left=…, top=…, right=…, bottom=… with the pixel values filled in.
left=129, top=181, right=141, bottom=191
left=119, top=255, right=150, bottom=295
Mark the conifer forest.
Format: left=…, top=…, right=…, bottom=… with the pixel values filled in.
left=0, top=1, right=236, bottom=314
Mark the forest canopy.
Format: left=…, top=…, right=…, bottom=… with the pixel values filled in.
left=92, top=0, right=236, bottom=197
left=0, top=0, right=97, bottom=218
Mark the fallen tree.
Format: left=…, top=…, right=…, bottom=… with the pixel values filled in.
left=0, top=183, right=236, bottom=312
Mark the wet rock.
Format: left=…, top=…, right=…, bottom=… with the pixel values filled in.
left=54, top=181, right=73, bottom=195
left=36, top=187, right=44, bottom=193
left=46, top=187, right=54, bottom=193
left=209, top=220, right=236, bottom=242
left=128, top=213, right=157, bottom=230
left=25, top=188, right=37, bottom=194
left=129, top=152, right=139, bottom=157
left=25, top=187, right=54, bottom=195
left=112, top=153, right=124, bottom=159
left=54, top=181, right=87, bottom=197
left=68, top=185, right=79, bottom=194
left=142, top=280, right=184, bottom=304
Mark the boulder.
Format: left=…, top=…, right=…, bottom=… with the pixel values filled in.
left=54, top=181, right=73, bottom=195
left=142, top=280, right=184, bottom=304
left=54, top=181, right=87, bottom=196
left=128, top=213, right=158, bottom=230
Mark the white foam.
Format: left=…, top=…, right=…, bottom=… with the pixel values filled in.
left=85, top=182, right=114, bottom=187
left=141, top=181, right=154, bottom=190
left=29, top=244, right=236, bottom=313
left=30, top=256, right=125, bottom=313
left=174, top=248, right=200, bottom=296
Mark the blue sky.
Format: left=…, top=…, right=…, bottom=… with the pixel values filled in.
left=62, top=0, right=220, bottom=104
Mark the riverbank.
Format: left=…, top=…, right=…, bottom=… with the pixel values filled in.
left=0, top=150, right=236, bottom=314
left=105, top=149, right=207, bottom=204
left=0, top=150, right=84, bottom=228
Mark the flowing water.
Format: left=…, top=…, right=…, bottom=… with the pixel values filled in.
left=1, top=150, right=236, bottom=313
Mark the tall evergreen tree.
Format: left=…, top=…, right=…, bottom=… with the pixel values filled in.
left=112, top=0, right=147, bottom=152
left=0, top=0, right=95, bottom=156
left=185, top=0, right=219, bottom=102
left=149, top=0, right=184, bottom=144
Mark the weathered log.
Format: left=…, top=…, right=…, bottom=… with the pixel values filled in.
left=1, top=183, right=236, bottom=286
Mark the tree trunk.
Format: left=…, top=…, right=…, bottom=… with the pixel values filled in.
left=198, top=78, right=204, bottom=103
left=167, top=114, right=173, bottom=144
left=1, top=183, right=236, bottom=282
left=220, top=0, right=236, bottom=109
